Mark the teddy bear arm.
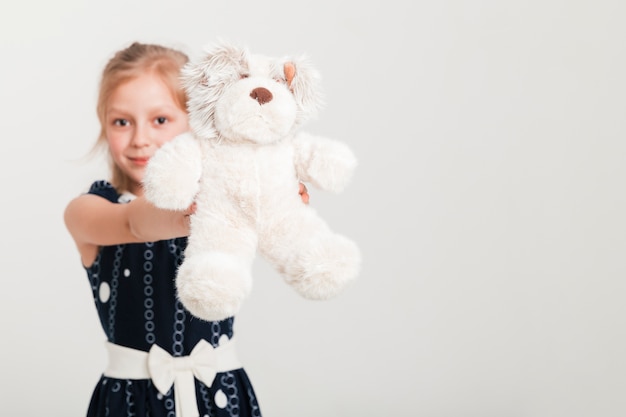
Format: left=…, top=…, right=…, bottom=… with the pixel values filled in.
left=292, top=132, right=357, bottom=193
left=143, top=133, right=203, bottom=210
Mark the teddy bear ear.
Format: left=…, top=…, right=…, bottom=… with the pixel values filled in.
left=283, top=55, right=324, bottom=122
left=284, top=62, right=296, bottom=87
left=203, top=39, right=249, bottom=69
left=182, top=40, right=249, bottom=90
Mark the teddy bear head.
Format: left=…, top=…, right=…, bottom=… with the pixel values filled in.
left=181, top=41, right=323, bottom=145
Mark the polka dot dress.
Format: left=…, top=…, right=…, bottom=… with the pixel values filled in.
left=84, top=181, right=262, bottom=417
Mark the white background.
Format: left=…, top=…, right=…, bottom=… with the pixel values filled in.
left=1, top=1, right=625, bottom=416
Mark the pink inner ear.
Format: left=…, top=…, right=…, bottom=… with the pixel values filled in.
left=284, top=62, right=296, bottom=87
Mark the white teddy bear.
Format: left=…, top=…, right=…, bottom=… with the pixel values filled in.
left=143, top=41, right=361, bottom=321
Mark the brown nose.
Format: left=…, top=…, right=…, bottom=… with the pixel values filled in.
left=250, top=87, right=273, bottom=105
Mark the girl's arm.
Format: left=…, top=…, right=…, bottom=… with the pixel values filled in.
left=64, top=194, right=193, bottom=267
left=65, top=183, right=307, bottom=267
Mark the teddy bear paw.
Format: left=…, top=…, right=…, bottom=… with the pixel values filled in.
left=307, top=142, right=357, bottom=193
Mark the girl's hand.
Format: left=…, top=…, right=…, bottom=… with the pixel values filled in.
left=299, top=182, right=310, bottom=204
left=182, top=202, right=197, bottom=234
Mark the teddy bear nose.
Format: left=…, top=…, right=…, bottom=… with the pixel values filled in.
left=250, top=87, right=273, bottom=105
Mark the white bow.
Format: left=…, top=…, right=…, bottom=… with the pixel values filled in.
left=148, top=339, right=218, bottom=417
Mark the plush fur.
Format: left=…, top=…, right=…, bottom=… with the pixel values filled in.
left=143, top=41, right=361, bottom=321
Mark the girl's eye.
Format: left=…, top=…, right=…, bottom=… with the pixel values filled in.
left=114, top=119, right=129, bottom=127
left=155, top=117, right=167, bottom=125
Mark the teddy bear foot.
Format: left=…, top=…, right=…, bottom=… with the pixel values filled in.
left=289, top=234, right=361, bottom=300
left=176, top=252, right=252, bottom=321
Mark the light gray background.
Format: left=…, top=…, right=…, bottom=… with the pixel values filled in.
left=1, top=1, right=625, bottom=416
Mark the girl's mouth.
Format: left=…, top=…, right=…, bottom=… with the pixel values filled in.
left=129, top=157, right=150, bottom=166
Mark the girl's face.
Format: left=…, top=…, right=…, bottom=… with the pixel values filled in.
left=105, top=73, right=188, bottom=195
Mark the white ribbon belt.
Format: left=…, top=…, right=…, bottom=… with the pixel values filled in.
left=103, top=338, right=241, bottom=417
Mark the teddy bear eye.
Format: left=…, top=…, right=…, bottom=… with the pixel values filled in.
left=240, top=73, right=249, bottom=79
left=273, top=77, right=285, bottom=84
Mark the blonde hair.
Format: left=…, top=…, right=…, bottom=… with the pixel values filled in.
left=96, top=42, right=189, bottom=193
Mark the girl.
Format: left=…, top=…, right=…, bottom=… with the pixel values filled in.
left=65, top=42, right=308, bottom=417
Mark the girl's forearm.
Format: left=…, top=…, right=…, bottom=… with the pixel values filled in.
left=127, top=197, right=190, bottom=241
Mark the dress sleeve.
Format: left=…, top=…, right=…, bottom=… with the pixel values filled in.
left=87, top=180, right=119, bottom=203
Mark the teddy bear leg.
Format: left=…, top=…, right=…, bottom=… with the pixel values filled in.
left=261, top=211, right=361, bottom=300
left=176, top=228, right=257, bottom=321
left=288, top=232, right=361, bottom=300
left=175, top=252, right=251, bottom=321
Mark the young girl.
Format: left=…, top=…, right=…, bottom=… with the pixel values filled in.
left=65, top=42, right=308, bottom=417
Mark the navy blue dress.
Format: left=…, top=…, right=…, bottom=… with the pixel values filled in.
left=84, top=181, right=262, bottom=417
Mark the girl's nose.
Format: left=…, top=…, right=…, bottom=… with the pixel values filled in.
left=130, top=124, right=150, bottom=147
